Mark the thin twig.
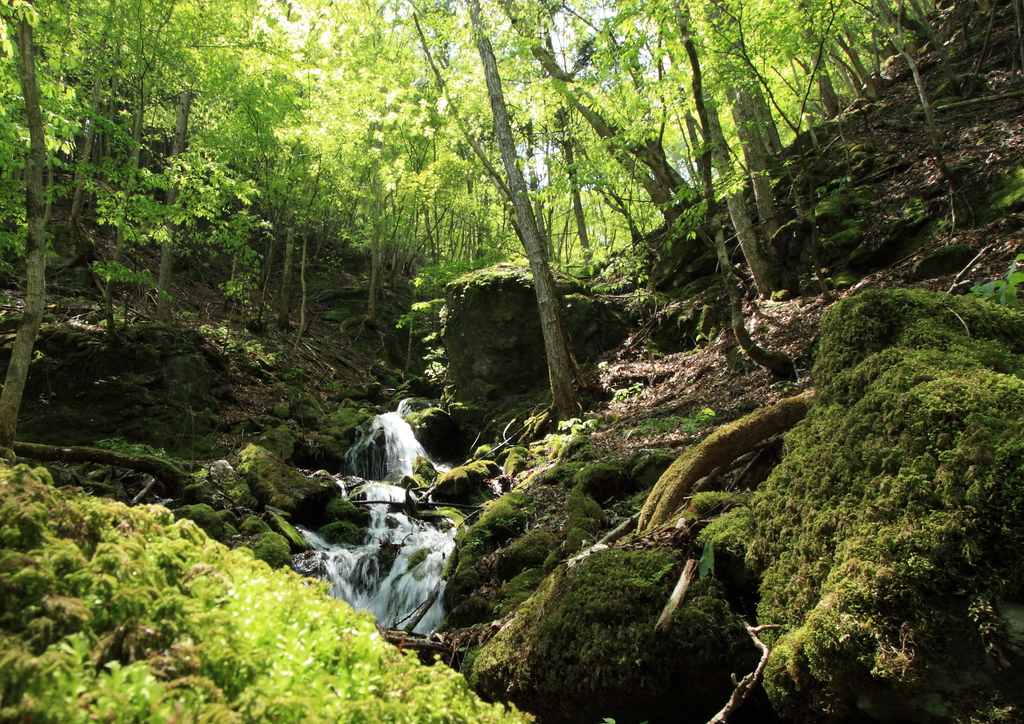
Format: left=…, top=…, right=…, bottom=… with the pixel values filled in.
left=705, top=624, right=781, bottom=724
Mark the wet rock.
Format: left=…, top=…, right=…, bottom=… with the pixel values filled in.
left=235, top=444, right=324, bottom=514
left=433, top=460, right=500, bottom=504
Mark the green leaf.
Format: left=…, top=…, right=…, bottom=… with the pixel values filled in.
left=698, top=543, right=715, bottom=578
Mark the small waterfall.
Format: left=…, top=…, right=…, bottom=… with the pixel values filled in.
left=344, top=402, right=427, bottom=482
left=299, top=400, right=454, bottom=633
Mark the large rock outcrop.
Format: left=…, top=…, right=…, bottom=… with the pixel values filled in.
left=703, top=289, right=1024, bottom=722
left=442, top=264, right=627, bottom=403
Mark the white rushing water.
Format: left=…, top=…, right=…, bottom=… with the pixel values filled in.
left=299, top=400, right=455, bottom=633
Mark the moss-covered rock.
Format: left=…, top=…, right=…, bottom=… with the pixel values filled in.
left=322, top=407, right=375, bottom=446
left=263, top=509, right=311, bottom=553
left=433, top=460, right=501, bottom=504
left=630, top=450, right=676, bottom=489
left=173, top=504, right=225, bottom=542
left=325, top=496, right=372, bottom=527
left=254, top=424, right=297, bottom=462
left=406, top=407, right=456, bottom=452
left=235, top=444, right=324, bottom=514
left=287, top=387, right=322, bottom=427
left=317, top=520, right=365, bottom=546
left=252, top=531, right=291, bottom=568
left=572, top=462, right=632, bottom=502
left=496, top=531, right=555, bottom=581
left=501, top=446, right=530, bottom=478
left=564, top=485, right=604, bottom=555
left=463, top=550, right=756, bottom=724
left=703, top=289, right=1024, bottom=721
left=913, top=244, right=976, bottom=280
left=240, top=515, right=271, bottom=536
left=412, top=455, right=440, bottom=487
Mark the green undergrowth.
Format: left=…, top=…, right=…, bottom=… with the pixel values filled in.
left=0, top=465, right=527, bottom=724
left=702, top=289, right=1024, bottom=721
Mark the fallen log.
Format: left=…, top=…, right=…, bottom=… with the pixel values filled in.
left=638, top=390, right=814, bottom=533
left=654, top=558, right=698, bottom=634
left=13, top=441, right=186, bottom=492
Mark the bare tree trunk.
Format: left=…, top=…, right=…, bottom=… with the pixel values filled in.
left=289, top=234, right=308, bottom=360
left=469, top=0, right=578, bottom=421
left=278, top=227, right=295, bottom=329
left=674, top=0, right=795, bottom=378
left=156, top=89, right=193, bottom=323
left=70, top=78, right=102, bottom=224
left=730, top=88, right=782, bottom=247
left=0, top=16, right=47, bottom=448
left=818, top=65, right=842, bottom=117
left=104, top=97, right=145, bottom=336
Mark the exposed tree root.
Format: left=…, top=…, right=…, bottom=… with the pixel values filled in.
left=638, top=390, right=814, bottom=532
left=12, top=441, right=186, bottom=493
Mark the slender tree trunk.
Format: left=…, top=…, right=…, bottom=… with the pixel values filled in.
left=289, top=234, right=308, bottom=360
left=818, top=66, right=842, bottom=117
left=367, top=235, right=381, bottom=326
left=674, top=0, right=795, bottom=379
left=278, top=227, right=295, bottom=329
left=0, top=15, right=47, bottom=448
left=468, top=0, right=578, bottom=420
left=731, top=88, right=782, bottom=245
left=156, top=89, right=193, bottom=323
left=70, top=77, right=102, bottom=224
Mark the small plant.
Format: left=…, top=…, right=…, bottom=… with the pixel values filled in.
left=971, top=254, right=1024, bottom=310
left=542, top=417, right=599, bottom=448
left=636, top=408, right=715, bottom=436
left=612, top=382, right=644, bottom=402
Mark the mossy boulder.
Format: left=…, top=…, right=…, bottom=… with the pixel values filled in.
left=254, top=425, right=296, bottom=462
left=252, top=531, right=291, bottom=568
left=173, top=504, right=226, bottom=542
left=317, top=520, right=365, bottom=545
left=406, top=407, right=456, bottom=455
left=263, top=509, right=311, bottom=553
left=703, top=289, right=1024, bottom=721
left=0, top=465, right=528, bottom=724
left=572, top=462, right=632, bottom=503
left=913, top=244, right=976, bottom=280
left=463, top=550, right=757, bottom=724
left=630, top=450, right=676, bottom=489
left=322, top=407, right=375, bottom=446
left=240, top=515, right=271, bottom=536
left=286, top=387, right=322, bottom=427
left=564, top=485, right=604, bottom=555
left=412, top=455, right=440, bottom=487
left=235, top=444, right=324, bottom=514
left=500, top=446, right=530, bottom=478
left=433, top=460, right=501, bottom=504
left=496, top=531, right=555, bottom=581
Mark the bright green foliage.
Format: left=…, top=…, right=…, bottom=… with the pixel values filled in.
left=0, top=465, right=528, bottom=724
left=463, top=550, right=755, bottom=724
left=703, top=290, right=1024, bottom=720
left=971, top=254, right=1024, bottom=310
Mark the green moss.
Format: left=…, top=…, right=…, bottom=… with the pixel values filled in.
left=325, top=497, right=371, bottom=527
left=318, top=521, right=365, bottom=546
left=530, top=461, right=584, bottom=487
left=252, top=531, right=291, bottom=568
left=240, top=516, right=271, bottom=536
left=496, top=531, right=555, bottom=581
left=494, top=568, right=545, bottom=617
left=573, top=462, right=631, bottom=502
left=322, top=407, right=374, bottom=446
left=463, top=550, right=754, bottom=724
left=0, top=465, right=527, bottom=724
left=406, top=548, right=430, bottom=569
left=236, top=444, right=322, bottom=513
left=263, top=510, right=311, bottom=553
left=254, top=424, right=296, bottom=461
left=406, top=408, right=455, bottom=449
left=993, top=165, right=1024, bottom=212
left=411, top=456, right=439, bottom=485
left=630, top=451, right=676, bottom=489
left=434, top=460, right=500, bottom=503
left=173, top=504, right=225, bottom=542
left=566, top=486, right=602, bottom=537
left=740, top=289, right=1024, bottom=720
left=501, top=446, right=530, bottom=478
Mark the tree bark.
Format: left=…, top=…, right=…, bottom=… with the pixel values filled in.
left=278, top=227, right=295, bottom=329
left=156, top=89, right=193, bottom=323
left=731, top=88, right=782, bottom=243
left=0, top=15, right=47, bottom=449
left=639, top=390, right=814, bottom=532
left=468, top=0, right=578, bottom=421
